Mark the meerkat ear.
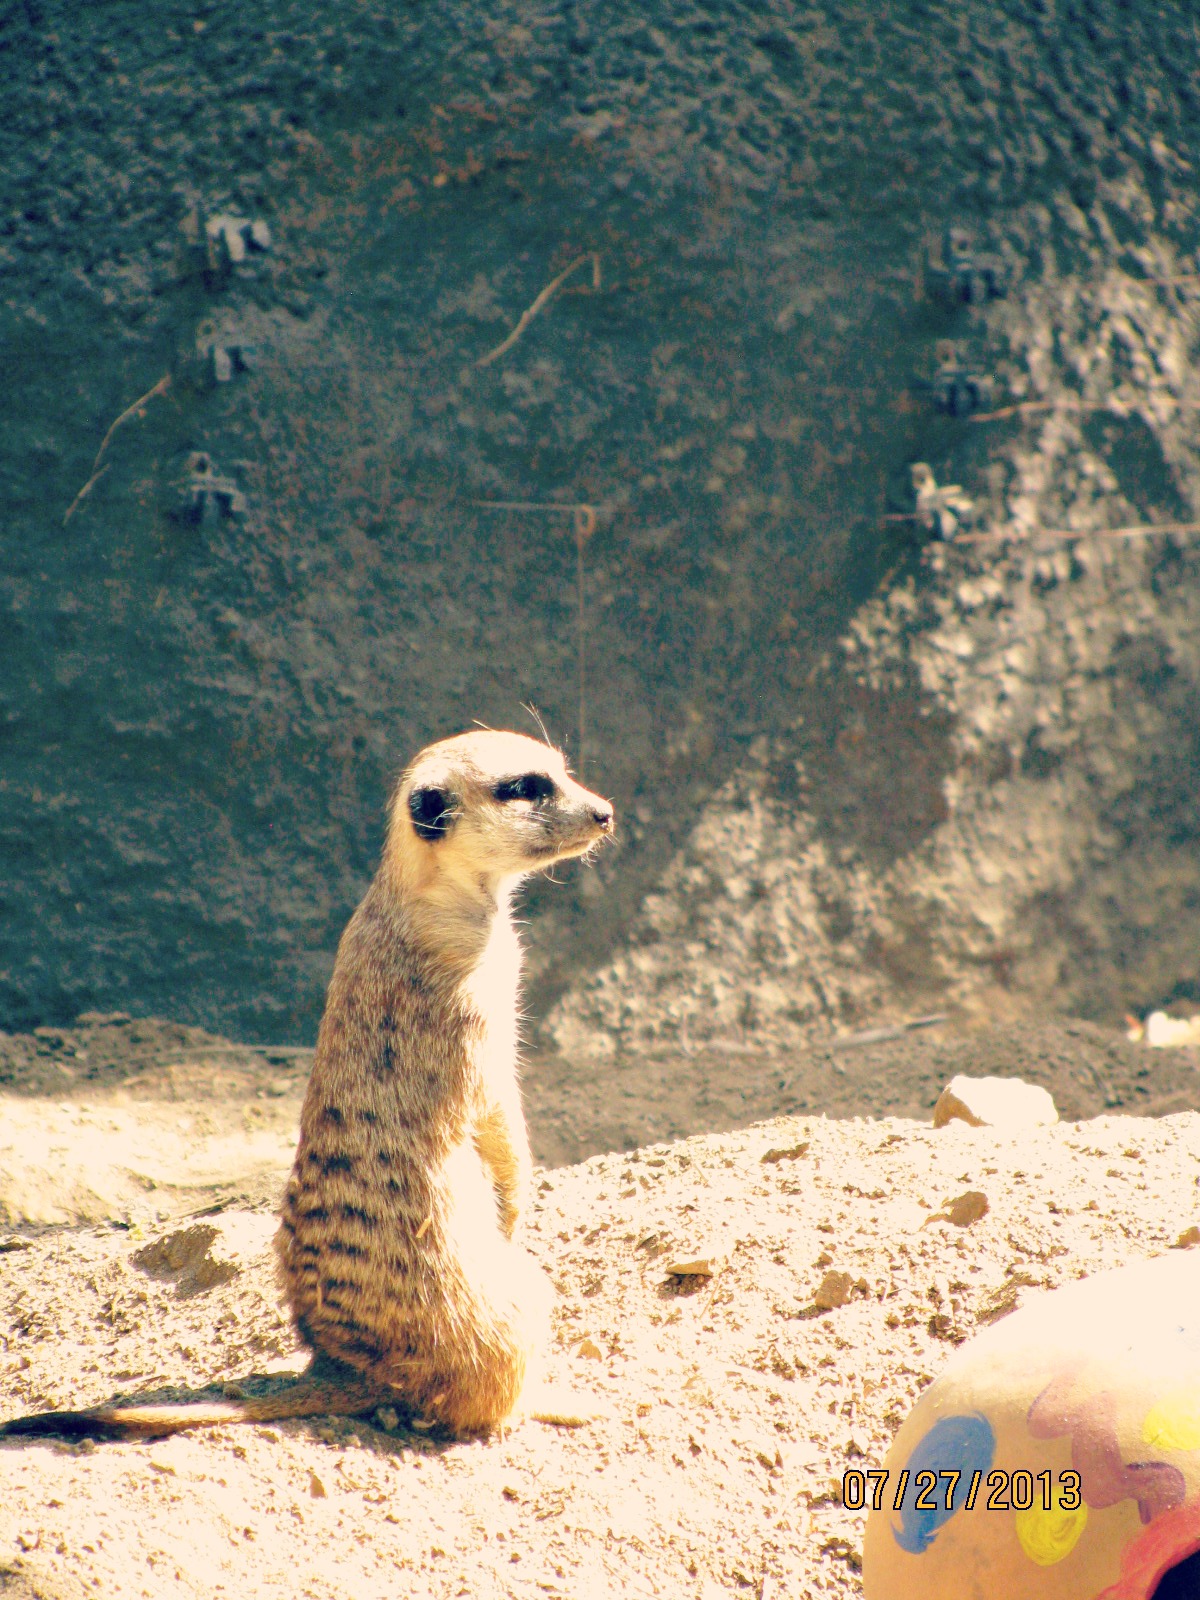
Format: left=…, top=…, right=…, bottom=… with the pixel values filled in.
left=408, top=786, right=456, bottom=842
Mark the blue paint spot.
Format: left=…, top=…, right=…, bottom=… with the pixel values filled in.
left=892, top=1413, right=995, bottom=1555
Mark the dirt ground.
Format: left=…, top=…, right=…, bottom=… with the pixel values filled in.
left=2, top=1010, right=1197, bottom=1179
left=1, top=1016, right=1199, bottom=1597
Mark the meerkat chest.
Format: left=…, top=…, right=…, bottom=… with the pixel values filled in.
left=459, top=909, right=523, bottom=1097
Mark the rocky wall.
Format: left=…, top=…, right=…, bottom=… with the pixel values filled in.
left=2, top=0, right=1199, bottom=1041
left=550, top=182, right=1200, bottom=1056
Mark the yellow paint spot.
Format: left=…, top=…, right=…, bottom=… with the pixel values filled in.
left=1015, top=1499, right=1089, bottom=1567
left=1143, top=1389, right=1200, bottom=1452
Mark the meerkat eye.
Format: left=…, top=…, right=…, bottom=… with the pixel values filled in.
left=493, top=773, right=557, bottom=804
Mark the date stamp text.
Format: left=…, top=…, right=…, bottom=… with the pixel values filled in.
left=841, top=1468, right=1083, bottom=1513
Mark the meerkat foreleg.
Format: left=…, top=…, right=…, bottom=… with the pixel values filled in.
left=473, top=1098, right=533, bottom=1238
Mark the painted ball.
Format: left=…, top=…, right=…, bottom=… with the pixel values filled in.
left=862, top=1251, right=1200, bottom=1599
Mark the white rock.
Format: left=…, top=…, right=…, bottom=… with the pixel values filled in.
left=1145, top=1011, right=1200, bottom=1048
left=932, top=1074, right=1058, bottom=1130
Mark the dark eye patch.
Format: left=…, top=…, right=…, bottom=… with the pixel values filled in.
left=408, top=785, right=456, bottom=841
left=493, top=772, right=557, bottom=804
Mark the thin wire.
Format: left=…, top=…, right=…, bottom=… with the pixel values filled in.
left=573, top=505, right=596, bottom=777
left=577, top=531, right=586, bottom=776
left=476, top=500, right=598, bottom=771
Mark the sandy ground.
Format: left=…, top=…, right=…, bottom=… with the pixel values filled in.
left=1, top=1017, right=1199, bottom=1597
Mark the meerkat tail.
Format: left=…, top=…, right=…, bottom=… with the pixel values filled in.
left=0, top=1372, right=385, bottom=1442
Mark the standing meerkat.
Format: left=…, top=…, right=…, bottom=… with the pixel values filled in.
left=2, top=730, right=614, bottom=1440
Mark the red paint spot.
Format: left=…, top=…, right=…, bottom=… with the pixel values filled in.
left=1029, top=1370, right=1186, bottom=1525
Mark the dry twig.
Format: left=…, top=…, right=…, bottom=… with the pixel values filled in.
left=475, top=253, right=600, bottom=368
left=830, top=1014, right=949, bottom=1052
left=883, top=510, right=1200, bottom=546
left=967, top=397, right=1115, bottom=424
left=64, top=374, right=172, bottom=525
left=955, top=520, right=1200, bottom=546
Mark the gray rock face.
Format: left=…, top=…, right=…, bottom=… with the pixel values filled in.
left=550, top=188, right=1200, bottom=1056
left=2, top=1, right=1199, bottom=1040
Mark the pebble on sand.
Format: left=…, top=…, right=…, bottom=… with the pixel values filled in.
left=932, top=1074, right=1058, bottom=1130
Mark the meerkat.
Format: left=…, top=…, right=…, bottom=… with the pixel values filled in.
left=1, top=730, right=614, bottom=1441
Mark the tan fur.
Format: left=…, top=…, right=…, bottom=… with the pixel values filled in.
left=1, top=731, right=613, bottom=1442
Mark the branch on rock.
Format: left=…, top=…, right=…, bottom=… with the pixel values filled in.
left=64, top=374, right=172, bottom=525
left=475, top=253, right=601, bottom=368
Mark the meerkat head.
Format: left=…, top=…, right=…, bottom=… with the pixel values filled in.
left=388, top=730, right=614, bottom=901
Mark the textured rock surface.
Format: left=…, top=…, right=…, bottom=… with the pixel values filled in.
left=5, top=1, right=1200, bottom=1044
left=550, top=224, right=1200, bottom=1055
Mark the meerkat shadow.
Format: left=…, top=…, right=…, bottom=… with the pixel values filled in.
left=0, top=1377, right=286, bottom=1443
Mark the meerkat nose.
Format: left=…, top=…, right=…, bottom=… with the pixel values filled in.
left=591, top=802, right=614, bottom=832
